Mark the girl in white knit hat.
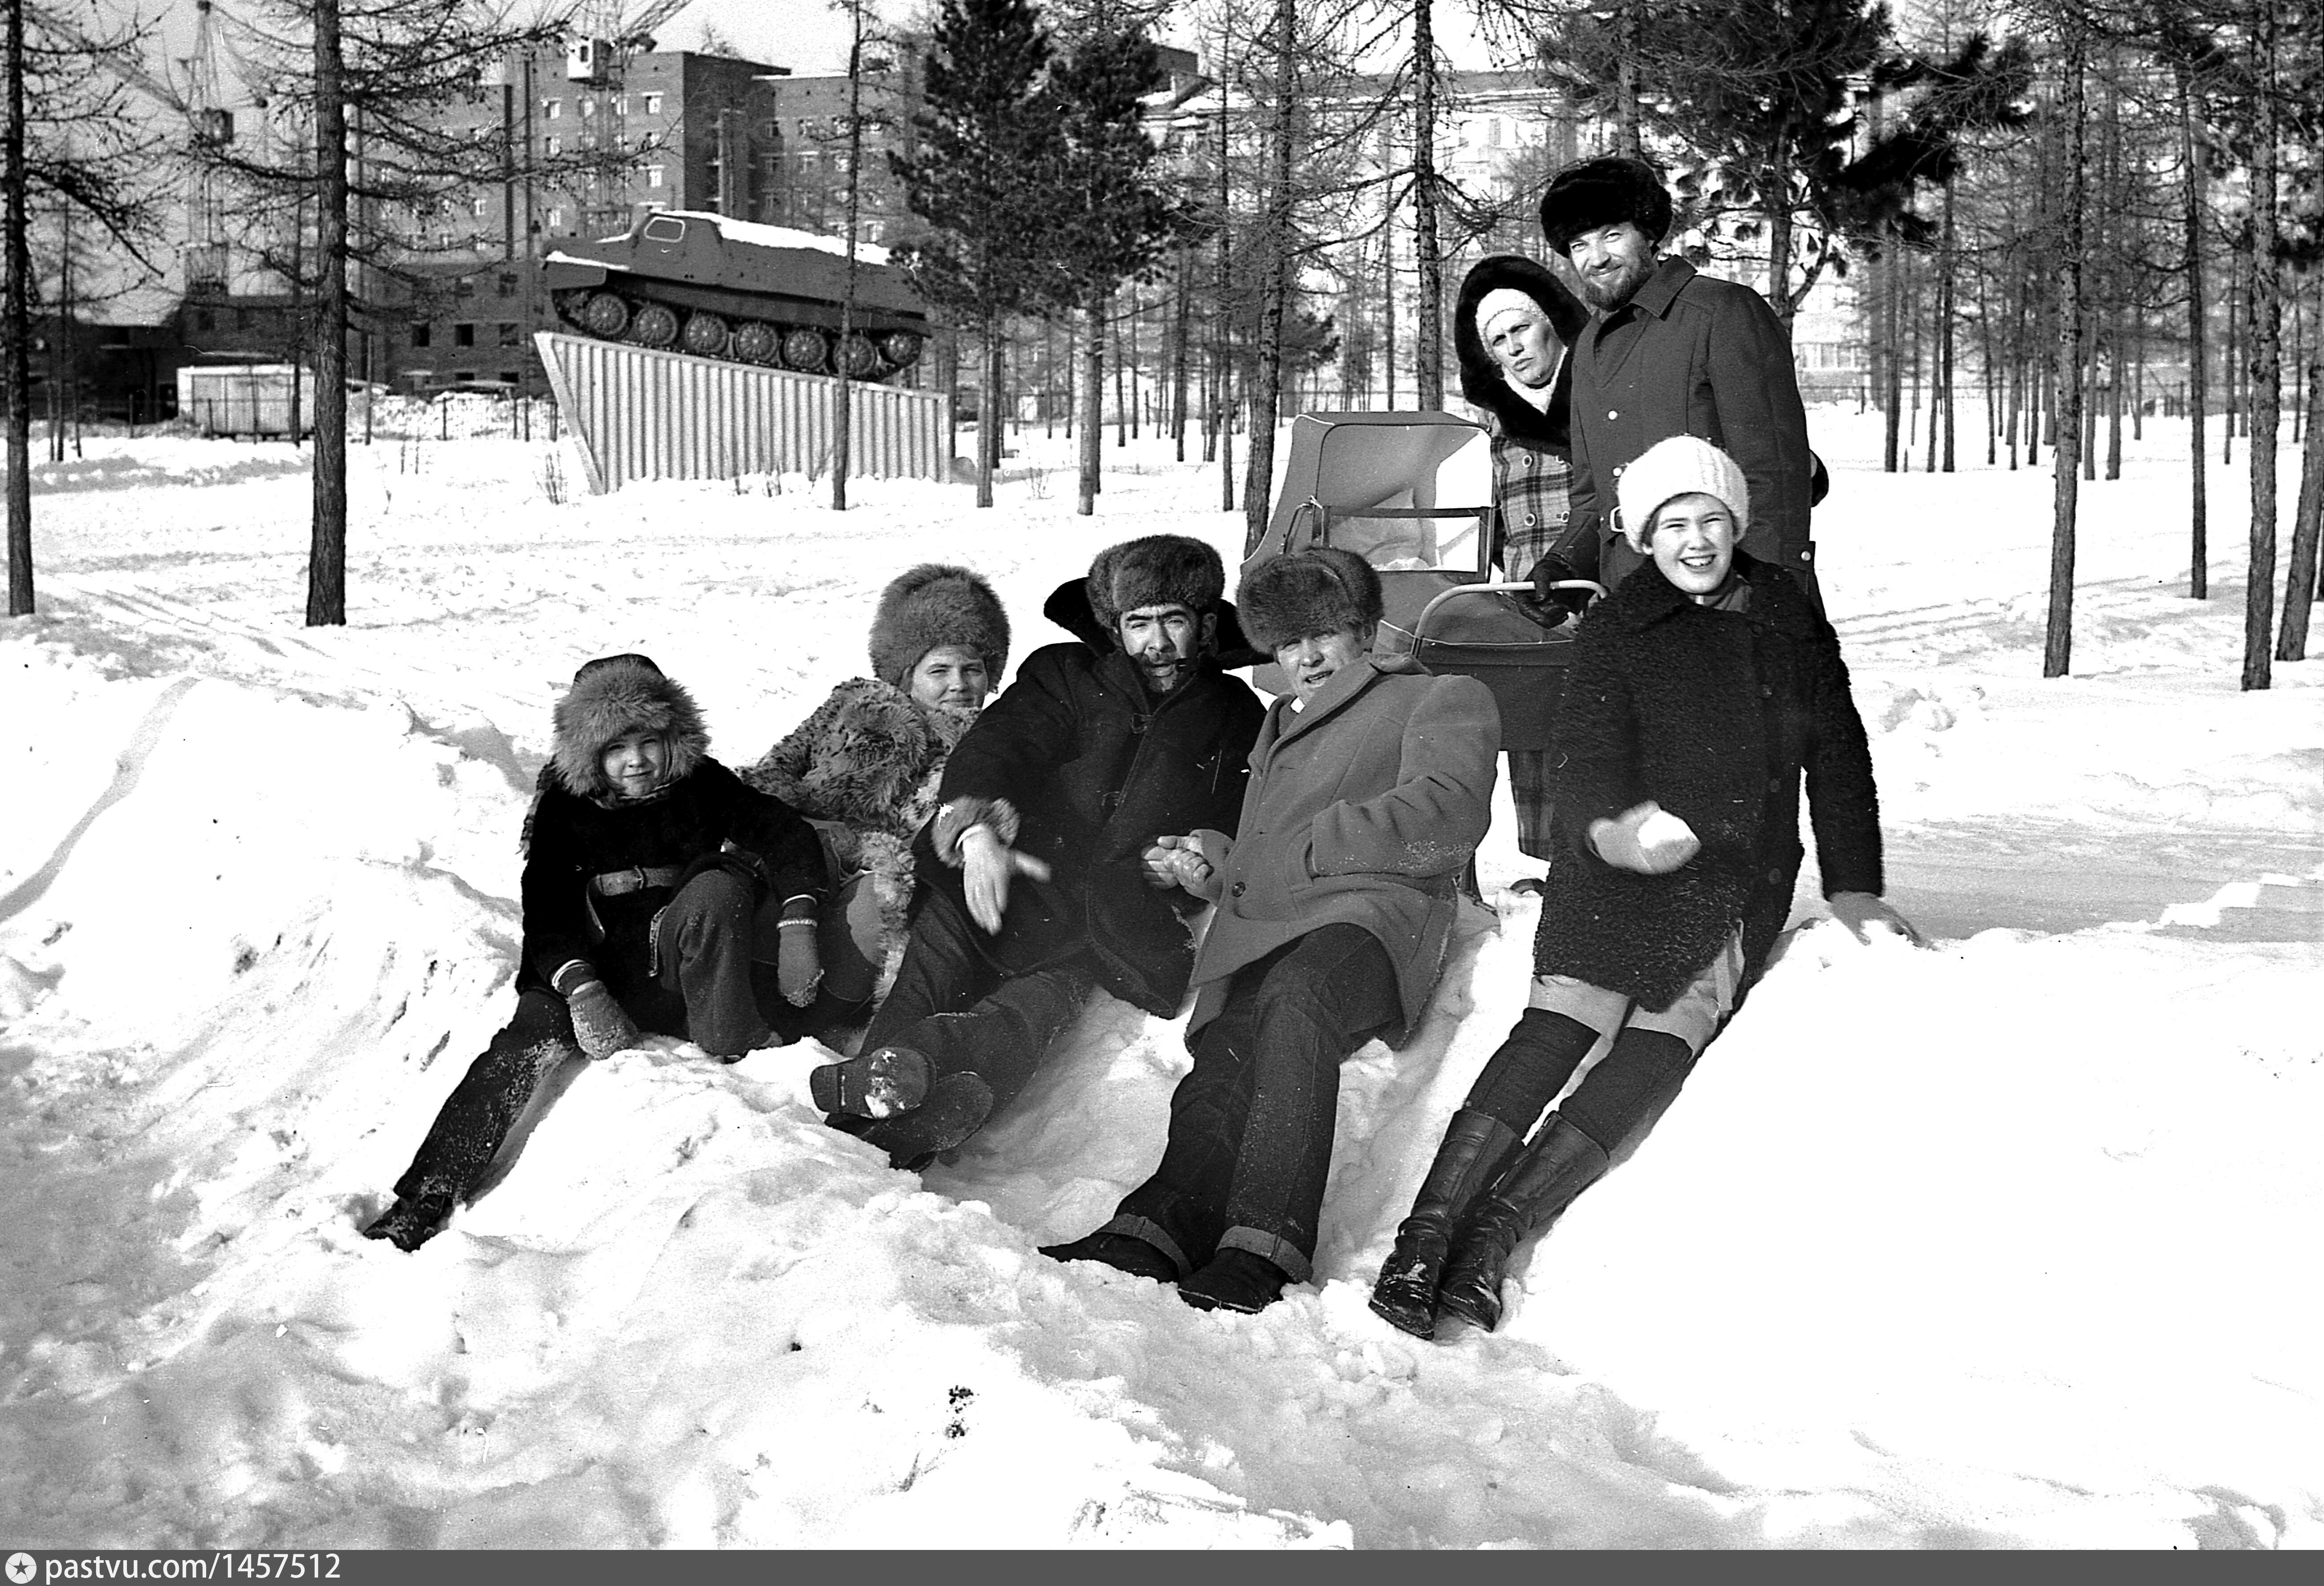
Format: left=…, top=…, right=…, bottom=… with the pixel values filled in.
left=1372, top=433, right=1919, bottom=1340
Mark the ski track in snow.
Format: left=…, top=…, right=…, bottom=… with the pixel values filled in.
left=0, top=415, right=2318, bottom=1548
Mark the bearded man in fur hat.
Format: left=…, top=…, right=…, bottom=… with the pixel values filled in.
left=364, top=654, right=830, bottom=1252
left=1043, top=549, right=1500, bottom=1314
left=807, top=534, right=1266, bottom=1170
left=1542, top=155, right=1824, bottom=610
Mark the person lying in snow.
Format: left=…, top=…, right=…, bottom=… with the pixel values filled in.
left=742, top=564, right=1011, bottom=1026
left=806, top=534, right=1267, bottom=1170
left=1044, top=549, right=1501, bottom=1314
left=1369, top=435, right=1922, bottom=1339
left=363, top=652, right=830, bottom=1252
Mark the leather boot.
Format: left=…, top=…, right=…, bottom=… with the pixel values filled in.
left=362, top=1187, right=455, bottom=1252
left=1367, top=1108, right=1520, bottom=1340
left=1435, top=1113, right=1609, bottom=1333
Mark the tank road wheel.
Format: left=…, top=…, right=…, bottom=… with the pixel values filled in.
left=879, top=331, right=924, bottom=371
left=836, top=332, right=881, bottom=379
left=579, top=292, right=629, bottom=339
left=681, top=312, right=730, bottom=358
left=733, top=320, right=781, bottom=365
left=781, top=327, right=831, bottom=372
left=630, top=302, right=680, bottom=350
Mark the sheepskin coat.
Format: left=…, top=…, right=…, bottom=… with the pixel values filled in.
left=1567, top=258, right=1816, bottom=593
left=921, top=594, right=1266, bottom=1017
left=742, top=676, right=976, bottom=968
left=1190, top=656, right=1500, bottom=1049
left=522, top=663, right=826, bottom=1001
left=1453, top=255, right=1597, bottom=584
left=1533, top=552, right=1883, bottom=1008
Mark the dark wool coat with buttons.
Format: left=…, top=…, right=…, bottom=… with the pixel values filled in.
left=1533, top=552, right=1883, bottom=1009
left=1191, top=656, right=1500, bottom=1048
left=1452, top=254, right=1598, bottom=584
left=1567, top=258, right=1816, bottom=593
left=917, top=615, right=1266, bottom=1018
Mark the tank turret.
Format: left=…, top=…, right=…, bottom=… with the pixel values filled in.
left=542, top=211, right=929, bottom=381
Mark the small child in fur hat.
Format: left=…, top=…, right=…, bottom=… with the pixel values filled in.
left=363, top=652, right=829, bottom=1252
left=744, top=564, right=1011, bottom=1015
left=1370, top=435, right=1919, bottom=1341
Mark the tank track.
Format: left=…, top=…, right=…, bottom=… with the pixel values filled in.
left=550, top=287, right=925, bottom=384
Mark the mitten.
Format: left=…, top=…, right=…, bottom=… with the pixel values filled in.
left=1525, top=553, right=1594, bottom=621
left=566, top=978, right=643, bottom=1060
left=1588, top=801, right=1700, bottom=874
left=1827, top=891, right=1925, bottom=946
left=775, top=919, right=823, bottom=1007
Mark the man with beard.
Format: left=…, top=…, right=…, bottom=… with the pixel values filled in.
left=808, top=534, right=1266, bottom=1169
left=1542, top=155, right=1822, bottom=610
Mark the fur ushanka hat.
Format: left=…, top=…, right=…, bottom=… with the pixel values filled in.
left=1614, top=435, right=1750, bottom=553
left=868, top=563, right=1011, bottom=688
left=1236, top=547, right=1384, bottom=655
left=1538, top=155, right=1675, bottom=255
left=1084, top=534, right=1227, bottom=637
left=550, top=652, right=710, bottom=799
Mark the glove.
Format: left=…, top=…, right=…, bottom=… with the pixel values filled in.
left=1525, top=553, right=1594, bottom=621
left=1588, top=801, right=1700, bottom=874
left=961, top=826, right=1053, bottom=935
left=1828, top=891, right=1925, bottom=946
left=565, top=977, right=643, bottom=1060
left=775, top=918, right=823, bottom=1007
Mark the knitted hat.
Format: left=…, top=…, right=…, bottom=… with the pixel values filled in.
left=1085, top=534, right=1226, bottom=636
left=1538, top=155, right=1674, bottom=254
left=1237, top=547, right=1384, bottom=655
left=550, top=653, right=710, bottom=798
left=1451, top=254, right=1590, bottom=442
left=1475, top=288, right=1542, bottom=341
left=867, top=563, right=1011, bottom=688
left=1614, top=435, right=1750, bottom=553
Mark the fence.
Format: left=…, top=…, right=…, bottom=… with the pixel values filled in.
left=533, top=331, right=950, bottom=495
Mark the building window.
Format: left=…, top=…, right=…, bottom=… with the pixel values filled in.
left=643, top=92, right=663, bottom=114
left=471, top=195, right=489, bottom=217
left=410, top=322, right=431, bottom=348
left=500, top=371, right=520, bottom=385
left=236, top=308, right=253, bottom=329
left=455, top=277, right=475, bottom=297
left=454, top=323, right=476, bottom=348
left=497, top=272, right=517, bottom=297
left=545, top=134, right=561, bottom=156
left=546, top=206, right=565, bottom=228
left=543, top=99, right=561, bottom=119
left=497, top=321, right=521, bottom=347
left=1487, top=118, right=1502, bottom=147
left=645, top=164, right=664, bottom=189
left=763, top=120, right=779, bottom=141
left=195, top=308, right=215, bottom=330
left=580, top=97, right=595, bottom=118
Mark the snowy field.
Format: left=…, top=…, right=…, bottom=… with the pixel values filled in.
left=0, top=408, right=2317, bottom=1549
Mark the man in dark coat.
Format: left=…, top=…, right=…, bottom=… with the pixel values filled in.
left=1043, top=549, right=1499, bottom=1313
left=1541, top=155, right=1823, bottom=609
left=364, top=654, right=831, bottom=1251
left=809, top=535, right=1267, bottom=1168
left=1451, top=254, right=1599, bottom=861
left=1369, top=437, right=1916, bottom=1339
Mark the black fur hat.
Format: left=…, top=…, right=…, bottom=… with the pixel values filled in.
left=868, top=563, right=1011, bottom=687
left=550, top=653, right=710, bottom=799
left=1237, top=548, right=1383, bottom=655
left=1085, top=534, right=1226, bottom=636
left=1453, top=254, right=1591, bottom=445
left=1538, top=155, right=1674, bottom=254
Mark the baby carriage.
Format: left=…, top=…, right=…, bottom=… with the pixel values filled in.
left=1240, top=411, right=1601, bottom=753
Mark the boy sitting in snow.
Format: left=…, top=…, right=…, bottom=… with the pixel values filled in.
left=364, top=652, right=829, bottom=1252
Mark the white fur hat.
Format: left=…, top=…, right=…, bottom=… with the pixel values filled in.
left=1614, top=435, right=1750, bottom=552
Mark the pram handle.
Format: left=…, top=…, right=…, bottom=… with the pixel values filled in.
left=1411, top=579, right=1606, bottom=642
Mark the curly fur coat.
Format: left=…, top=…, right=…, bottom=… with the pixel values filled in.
left=742, top=677, right=978, bottom=983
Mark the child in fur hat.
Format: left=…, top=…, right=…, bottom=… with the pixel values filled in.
left=743, top=564, right=1011, bottom=1017
left=1370, top=435, right=1918, bottom=1340
left=363, top=653, right=829, bottom=1252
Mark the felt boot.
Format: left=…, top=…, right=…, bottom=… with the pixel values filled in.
left=1435, top=1113, right=1609, bottom=1333
left=1367, top=1108, right=1521, bottom=1339
left=1178, top=1248, right=1289, bottom=1314
left=856, top=1071, right=994, bottom=1170
left=1038, top=1232, right=1182, bottom=1284
left=810, top=1044, right=933, bottom=1119
left=361, top=1188, right=455, bottom=1253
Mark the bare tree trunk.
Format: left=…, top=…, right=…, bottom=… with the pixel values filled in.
left=1882, top=248, right=1902, bottom=472
left=1079, top=290, right=1102, bottom=514
left=2178, top=60, right=2209, bottom=598
left=1765, top=112, right=1795, bottom=328
left=305, top=0, right=348, bottom=626
left=1616, top=0, right=1642, bottom=159
left=2242, top=2, right=2279, bottom=691
left=1241, top=0, right=1297, bottom=550
left=2224, top=232, right=2240, bottom=464
left=1171, top=246, right=1190, bottom=461
left=1411, top=0, right=1443, bottom=408
left=2277, top=342, right=2323, bottom=660
left=1939, top=178, right=1957, bottom=472
left=4, top=0, right=31, bottom=617
left=2045, top=1, right=2087, bottom=681
left=975, top=319, right=997, bottom=508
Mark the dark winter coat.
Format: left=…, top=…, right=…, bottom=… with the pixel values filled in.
left=1452, top=255, right=1597, bottom=583
left=1533, top=552, right=1883, bottom=1008
left=1567, top=258, right=1816, bottom=591
left=742, top=676, right=975, bottom=967
left=920, top=589, right=1267, bottom=1017
left=1191, top=656, right=1499, bottom=1048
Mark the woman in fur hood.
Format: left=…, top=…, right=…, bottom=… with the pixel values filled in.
left=363, top=653, right=829, bottom=1252
left=743, top=564, right=1011, bottom=1013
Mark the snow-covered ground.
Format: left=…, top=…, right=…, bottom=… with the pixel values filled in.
left=1, top=409, right=2317, bottom=1549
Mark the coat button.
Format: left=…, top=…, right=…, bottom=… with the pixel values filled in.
left=1608, top=409, right=1620, bottom=420
left=1760, top=685, right=1774, bottom=698
left=1767, top=868, right=1785, bottom=885
left=1523, top=512, right=1537, bottom=527
left=1768, top=777, right=1783, bottom=792
left=1230, top=881, right=1247, bottom=898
